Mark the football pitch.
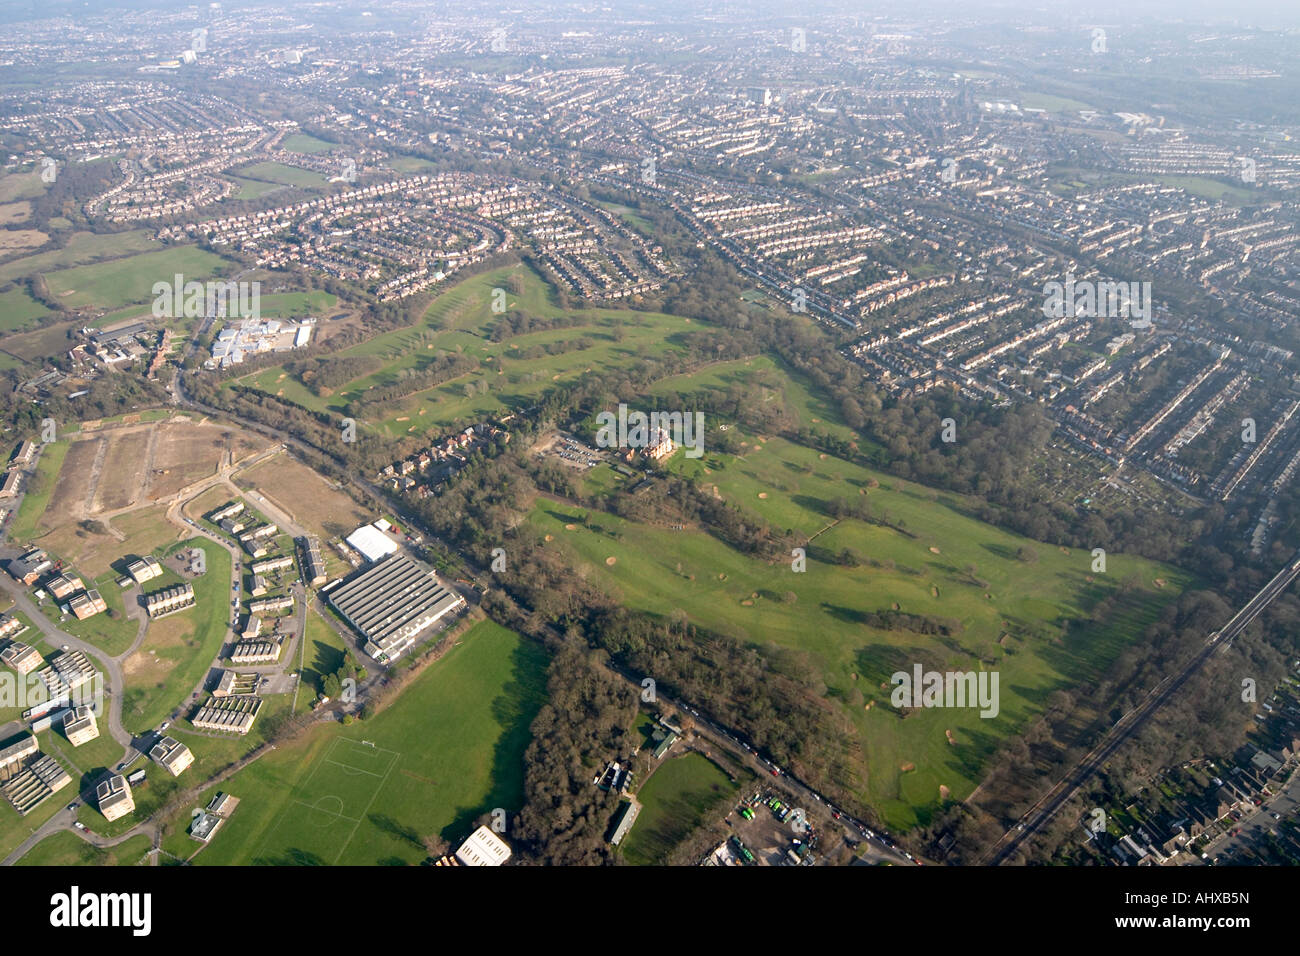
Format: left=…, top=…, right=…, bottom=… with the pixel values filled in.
left=262, top=739, right=401, bottom=865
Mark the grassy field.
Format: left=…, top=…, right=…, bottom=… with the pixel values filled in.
left=17, top=830, right=151, bottom=866
left=42, top=245, right=230, bottom=312
left=158, top=619, right=548, bottom=865
left=532, top=430, right=1193, bottom=828
left=235, top=263, right=699, bottom=438
left=234, top=161, right=329, bottom=190
left=8, top=438, right=70, bottom=541
left=0, top=286, right=51, bottom=332
left=0, top=231, right=157, bottom=284
left=621, top=752, right=737, bottom=865
left=119, top=539, right=232, bottom=734
left=298, top=606, right=354, bottom=703
left=283, top=133, right=337, bottom=154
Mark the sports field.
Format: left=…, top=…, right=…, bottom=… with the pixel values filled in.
left=531, top=430, right=1193, bottom=828
left=172, top=619, right=549, bottom=865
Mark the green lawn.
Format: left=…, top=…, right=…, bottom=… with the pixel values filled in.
left=119, top=539, right=232, bottom=734
left=532, top=431, right=1193, bottom=828
left=163, top=619, right=548, bottom=865
left=8, top=439, right=70, bottom=542
left=16, top=830, right=151, bottom=866
left=621, top=752, right=737, bottom=865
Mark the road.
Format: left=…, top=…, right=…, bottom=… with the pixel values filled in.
left=984, top=550, right=1300, bottom=864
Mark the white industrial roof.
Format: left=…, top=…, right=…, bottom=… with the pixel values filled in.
left=455, top=825, right=512, bottom=866
left=346, top=524, right=399, bottom=563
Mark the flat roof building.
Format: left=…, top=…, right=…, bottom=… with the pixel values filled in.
left=96, top=774, right=135, bottom=822
left=345, top=524, right=400, bottom=563
left=68, top=589, right=107, bottom=620
left=455, top=825, right=512, bottom=866
left=328, top=554, right=465, bottom=664
left=126, top=556, right=163, bottom=585
left=150, top=736, right=194, bottom=776
left=0, top=640, right=41, bottom=675
left=63, top=706, right=100, bottom=747
left=192, top=695, right=262, bottom=735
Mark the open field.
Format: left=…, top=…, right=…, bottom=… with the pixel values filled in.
left=120, top=539, right=232, bottom=734
left=161, top=619, right=548, bottom=865
left=621, top=752, right=737, bottom=865
left=234, top=161, right=329, bottom=190
left=235, top=452, right=371, bottom=544
left=235, top=263, right=699, bottom=439
left=0, top=286, right=52, bottom=332
left=0, top=230, right=156, bottom=284
left=42, top=245, right=230, bottom=312
left=8, top=438, right=71, bottom=541
left=0, top=171, right=46, bottom=203
left=531, top=431, right=1193, bottom=829
left=283, top=133, right=337, bottom=154
left=16, top=830, right=151, bottom=866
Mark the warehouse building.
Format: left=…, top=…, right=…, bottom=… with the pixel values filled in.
left=328, top=554, right=465, bottom=664
left=345, top=523, right=400, bottom=563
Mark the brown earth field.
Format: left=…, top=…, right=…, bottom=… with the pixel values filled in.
left=235, top=453, right=372, bottom=541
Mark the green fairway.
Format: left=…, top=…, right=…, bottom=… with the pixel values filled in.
left=42, top=246, right=231, bottom=312
left=621, top=752, right=737, bottom=865
left=531, top=431, right=1192, bottom=828
left=17, top=830, right=151, bottom=866
left=175, top=619, right=548, bottom=865
left=235, top=263, right=699, bottom=438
